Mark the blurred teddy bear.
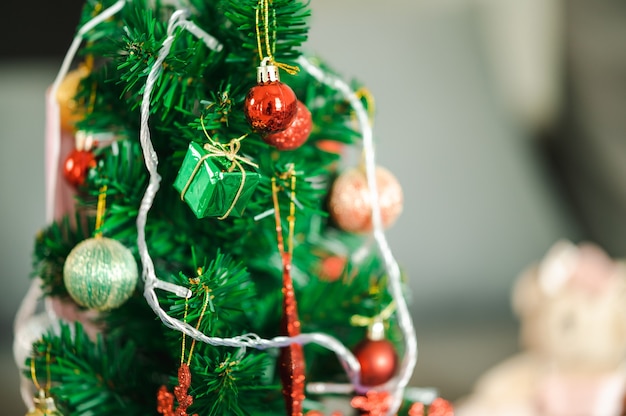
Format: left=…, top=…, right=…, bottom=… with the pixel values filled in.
left=456, top=240, right=626, bottom=416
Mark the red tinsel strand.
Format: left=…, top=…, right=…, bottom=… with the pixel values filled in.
left=156, top=364, right=198, bottom=416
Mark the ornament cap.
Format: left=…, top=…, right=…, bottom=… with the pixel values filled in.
left=75, top=130, right=95, bottom=152
left=30, top=389, right=61, bottom=414
left=257, top=58, right=280, bottom=84
left=368, top=318, right=386, bottom=341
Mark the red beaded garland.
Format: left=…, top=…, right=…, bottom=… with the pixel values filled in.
left=263, top=100, right=312, bottom=150
left=353, top=338, right=398, bottom=387
left=244, top=81, right=297, bottom=134
left=63, top=148, right=96, bottom=187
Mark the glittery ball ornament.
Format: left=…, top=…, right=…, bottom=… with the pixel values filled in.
left=329, top=166, right=403, bottom=233
left=56, top=66, right=89, bottom=132
left=244, top=60, right=297, bottom=134
left=63, top=237, right=138, bottom=311
left=353, top=338, right=398, bottom=387
left=263, top=100, right=312, bottom=150
left=26, top=390, right=64, bottom=416
left=63, top=149, right=96, bottom=187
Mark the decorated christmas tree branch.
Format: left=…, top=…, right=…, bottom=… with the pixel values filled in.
left=28, top=323, right=149, bottom=415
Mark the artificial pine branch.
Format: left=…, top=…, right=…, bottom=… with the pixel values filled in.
left=28, top=323, right=153, bottom=415
left=33, top=214, right=94, bottom=297
left=188, top=351, right=281, bottom=415
left=223, top=0, right=310, bottom=61
left=161, top=250, right=256, bottom=337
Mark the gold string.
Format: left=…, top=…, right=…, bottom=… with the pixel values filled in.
left=287, top=173, right=296, bottom=258
left=187, top=284, right=210, bottom=366
left=180, top=297, right=189, bottom=366
left=30, top=343, right=52, bottom=393
left=254, top=0, right=299, bottom=74
left=255, top=0, right=264, bottom=63
left=263, top=0, right=272, bottom=65
left=355, top=87, right=376, bottom=124
left=350, top=300, right=397, bottom=328
left=271, top=177, right=286, bottom=258
left=181, top=279, right=211, bottom=366
left=94, top=185, right=108, bottom=238
left=271, top=165, right=297, bottom=261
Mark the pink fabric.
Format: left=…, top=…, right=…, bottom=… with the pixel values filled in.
left=569, top=243, right=619, bottom=294
left=536, top=371, right=625, bottom=416
left=47, top=297, right=102, bottom=340
left=45, top=87, right=77, bottom=223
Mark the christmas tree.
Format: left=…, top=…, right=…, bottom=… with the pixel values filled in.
left=13, top=0, right=450, bottom=415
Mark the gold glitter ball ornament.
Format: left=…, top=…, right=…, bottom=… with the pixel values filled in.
left=63, top=237, right=138, bottom=311
left=328, top=166, right=403, bottom=233
left=56, top=66, right=89, bottom=133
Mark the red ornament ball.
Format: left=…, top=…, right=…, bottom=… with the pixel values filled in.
left=320, top=255, right=347, bottom=282
left=329, top=166, right=403, bottom=233
left=354, top=338, right=398, bottom=386
left=244, top=81, right=297, bottom=134
left=316, top=139, right=345, bottom=155
left=63, top=149, right=96, bottom=187
left=263, top=100, right=312, bottom=150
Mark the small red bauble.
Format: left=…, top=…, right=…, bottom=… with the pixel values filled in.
left=353, top=338, right=398, bottom=386
left=244, top=61, right=297, bottom=134
left=329, top=166, right=403, bottom=233
left=320, top=255, right=347, bottom=282
left=316, top=139, right=344, bottom=155
left=263, top=100, right=312, bottom=150
left=63, top=149, right=96, bottom=187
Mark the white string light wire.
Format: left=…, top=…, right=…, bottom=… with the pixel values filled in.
left=297, top=56, right=418, bottom=415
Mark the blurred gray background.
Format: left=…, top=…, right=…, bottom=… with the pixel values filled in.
left=3, top=0, right=625, bottom=414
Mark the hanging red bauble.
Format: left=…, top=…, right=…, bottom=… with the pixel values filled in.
left=63, top=148, right=96, bottom=187
left=63, top=131, right=97, bottom=187
left=244, top=60, right=297, bottom=134
left=319, top=255, right=347, bottom=282
left=328, top=166, right=403, bottom=233
left=353, top=338, right=398, bottom=387
left=263, top=100, right=312, bottom=150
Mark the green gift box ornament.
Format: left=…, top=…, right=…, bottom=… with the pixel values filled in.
left=174, top=140, right=261, bottom=219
